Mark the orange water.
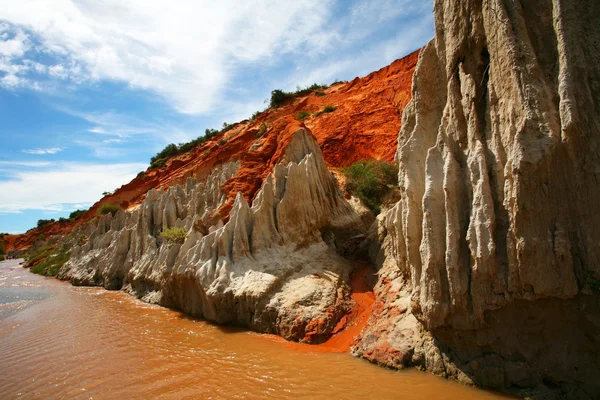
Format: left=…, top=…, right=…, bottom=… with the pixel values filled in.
left=0, top=259, right=509, bottom=399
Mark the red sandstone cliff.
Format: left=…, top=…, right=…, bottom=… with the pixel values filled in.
left=3, top=50, right=418, bottom=252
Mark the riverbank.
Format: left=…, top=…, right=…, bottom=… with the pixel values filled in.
left=1, top=259, right=509, bottom=399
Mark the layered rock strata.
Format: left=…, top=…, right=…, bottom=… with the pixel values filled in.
left=354, top=0, right=600, bottom=398
left=59, top=129, right=366, bottom=343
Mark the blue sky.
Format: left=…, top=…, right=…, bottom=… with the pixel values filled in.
left=0, top=0, right=433, bottom=233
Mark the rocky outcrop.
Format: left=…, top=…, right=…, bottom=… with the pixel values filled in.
left=354, top=0, right=600, bottom=398
left=3, top=51, right=418, bottom=253
left=59, top=129, right=366, bottom=343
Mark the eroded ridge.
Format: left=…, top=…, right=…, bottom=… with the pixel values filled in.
left=354, top=1, right=600, bottom=399
left=60, top=129, right=367, bottom=343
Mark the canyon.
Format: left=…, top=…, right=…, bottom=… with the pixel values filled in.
left=2, top=0, right=599, bottom=399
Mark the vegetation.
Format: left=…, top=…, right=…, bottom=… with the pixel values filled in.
left=315, top=90, right=326, bottom=96
left=150, top=127, right=222, bottom=169
left=341, top=159, right=398, bottom=214
left=269, top=83, right=327, bottom=108
left=69, top=209, right=87, bottom=220
left=295, top=111, right=311, bottom=120
left=257, top=123, right=267, bottom=138
left=159, top=227, right=188, bottom=244
left=316, top=105, right=337, bottom=117
left=0, top=241, right=5, bottom=261
left=25, top=245, right=70, bottom=277
left=37, top=219, right=55, bottom=229
left=97, top=203, right=122, bottom=216
left=218, top=138, right=227, bottom=146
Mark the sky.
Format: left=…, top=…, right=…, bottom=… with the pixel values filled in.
left=0, top=0, right=434, bottom=233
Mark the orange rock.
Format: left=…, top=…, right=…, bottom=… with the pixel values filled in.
left=2, top=50, right=418, bottom=250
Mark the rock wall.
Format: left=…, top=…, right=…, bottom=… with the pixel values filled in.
left=59, top=129, right=367, bottom=343
left=354, top=0, right=600, bottom=398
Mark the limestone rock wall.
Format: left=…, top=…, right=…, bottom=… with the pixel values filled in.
left=355, top=0, right=600, bottom=398
left=59, top=129, right=366, bottom=343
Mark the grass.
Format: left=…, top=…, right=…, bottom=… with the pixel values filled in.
left=340, top=160, right=398, bottom=214
left=295, top=111, right=311, bottom=120
left=30, top=248, right=70, bottom=276
left=257, top=123, right=267, bottom=138
left=159, top=227, right=188, bottom=244
left=23, top=245, right=70, bottom=277
left=149, top=127, right=222, bottom=169
left=269, top=83, right=328, bottom=108
left=315, top=105, right=337, bottom=117
left=218, top=138, right=227, bottom=146
left=97, top=203, right=122, bottom=216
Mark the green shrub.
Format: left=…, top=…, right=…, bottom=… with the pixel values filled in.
left=270, top=84, right=327, bottom=108
left=69, top=209, right=87, bottom=220
left=159, top=227, right=187, bottom=244
left=0, top=241, right=5, bottom=256
left=218, top=138, right=227, bottom=146
left=222, top=122, right=234, bottom=133
left=341, top=160, right=398, bottom=214
left=37, top=219, right=55, bottom=229
left=296, top=111, right=310, bottom=120
left=205, top=128, right=219, bottom=138
left=58, top=217, right=69, bottom=224
left=256, top=123, right=267, bottom=138
left=29, top=246, right=70, bottom=277
left=97, top=203, right=122, bottom=216
left=149, top=127, right=230, bottom=169
left=315, top=105, right=337, bottom=117
left=251, top=111, right=262, bottom=120
left=315, top=90, right=326, bottom=96
left=270, top=89, right=288, bottom=108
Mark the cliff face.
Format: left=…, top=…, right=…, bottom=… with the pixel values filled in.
left=59, top=129, right=367, bottom=343
left=354, top=0, right=600, bottom=398
left=2, top=51, right=419, bottom=253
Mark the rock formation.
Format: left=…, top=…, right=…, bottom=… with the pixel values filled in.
left=1, top=51, right=418, bottom=253
left=59, top=129, right=367, bottom=343
left=354, top=0, right=600, bottom=398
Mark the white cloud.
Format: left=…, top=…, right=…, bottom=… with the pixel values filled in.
left=0, top=161, right=145, bottom=213
left=292, top=19, right=432, bottom=88
left=0, top=28, right=29, bottom=57
left=0, top=0, right=337, bottom=114
left=21, top=147, right=64, bottom=155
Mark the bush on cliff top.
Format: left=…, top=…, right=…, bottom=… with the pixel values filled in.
left=149, top=127, right=224, bottom=169
left=159, top=227, right=187, bottom=244
left=341, top=159, right=398, bottom=214
left=37, top=219, right=55, bottom=229
left=69, top=209, right=87, bottom=220
left=269, top=83, right=327, bottom=108
left=97, top=203, right=122, bottom=216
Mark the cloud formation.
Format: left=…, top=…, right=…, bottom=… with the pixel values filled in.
left=0, top=0, right=337, bottom=113
left=22, top=147, right=63, bottom=155
left=0, top=0, right=433, bottom=114
left=0, top=161, right=146, bottom=213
